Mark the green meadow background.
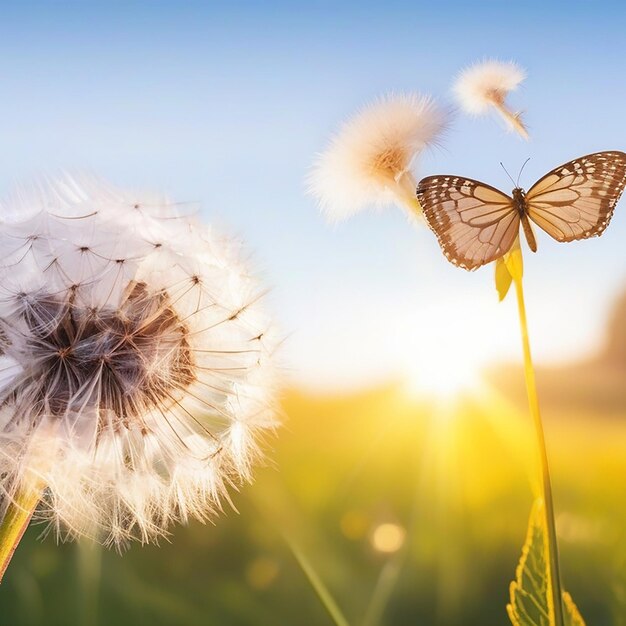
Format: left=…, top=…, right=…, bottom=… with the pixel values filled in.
left=0, top=3, right=625, bottom=625
left=1, top=291, right=624, bottom=626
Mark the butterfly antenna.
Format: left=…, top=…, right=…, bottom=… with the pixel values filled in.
left=500, top=162, right=516, bottom=187
left=517, top=158, right=531, bottom=187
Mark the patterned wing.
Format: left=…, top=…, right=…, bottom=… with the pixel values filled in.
left=526, top=151, right=626, bottom=242
left=417, top=176, right=519, bottom=271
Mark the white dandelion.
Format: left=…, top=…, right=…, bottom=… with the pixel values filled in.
left=0, top=176, right=278, bottom=549
left=453, top=59, right=529, bottom=139
left=307, top=93, right=448, bottom=221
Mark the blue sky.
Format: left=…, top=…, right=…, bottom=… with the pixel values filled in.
left=0, top=2, right=625, bottom=389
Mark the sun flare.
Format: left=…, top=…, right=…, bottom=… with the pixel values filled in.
left=402, top=309, right=493, bottom=400
left=405, top=357, right=481, bottom=398
left=401, top=302, right=500, bottom=400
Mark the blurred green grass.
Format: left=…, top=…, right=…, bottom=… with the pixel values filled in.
left=1, top=370, right=625, bottom=626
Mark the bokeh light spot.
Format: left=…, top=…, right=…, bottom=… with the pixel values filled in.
left=245, top=557, right=280, bottom=590
left=340, top=510, right=369, bottom=540
left=371, top=523, right=406, bottom=553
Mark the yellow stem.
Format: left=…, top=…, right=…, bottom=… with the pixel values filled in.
left=0, top=479, right=43, bottom=583
left=513, top=272, right=564, bottom=626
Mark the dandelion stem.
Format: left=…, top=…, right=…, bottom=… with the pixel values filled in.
left=492, top=100, right=529, bottom=140
left=397, top=172, right=424, bottom=218
left=0, top=480, right=43, bottom=584
left=512, top=268, right=564, bottom=626
left=404, top=196, right=423, bottom=217
left=284, top=533, right=350, bottom=626
left=76, top=540, right=102, bottom=626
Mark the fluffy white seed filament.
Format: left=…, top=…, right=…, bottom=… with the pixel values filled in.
left=0, top=177, right=278, bottom=547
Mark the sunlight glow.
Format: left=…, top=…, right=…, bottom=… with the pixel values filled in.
left=403, top=337, right=485, bottom=399
left=402, top=301, right=498, bottom=399
left=405, top=352, right=481, bottom=397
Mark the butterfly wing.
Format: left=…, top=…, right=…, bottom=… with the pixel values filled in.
left=525, top=151, right=626, bottom=242
left=417, top=176, right=520, bottom=270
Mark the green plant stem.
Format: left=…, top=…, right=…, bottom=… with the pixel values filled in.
left=283, top=533, right=350, bottom=626
left=0, top=482, right=43, bottom=583
left=513, top=272, right=564, bottom=626
left=77, top=540, right=102, bottom=626
left=251, top=483, right=350, bottom=626
left=362, top=552, right=406, bottom=626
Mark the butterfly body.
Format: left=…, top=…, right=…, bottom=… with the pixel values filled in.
left=416, top=151, right=626, bottom=270
left=512, top=187, right=538, bottom=252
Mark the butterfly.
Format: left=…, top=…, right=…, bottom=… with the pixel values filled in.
left=416, top=151, right=626, bottom=270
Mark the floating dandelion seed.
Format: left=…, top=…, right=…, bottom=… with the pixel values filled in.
left=0, top=176, right=278, bottom=549
left=308, top=93, right=448, bottom=221
left=453, top=59, right=529, bottom=139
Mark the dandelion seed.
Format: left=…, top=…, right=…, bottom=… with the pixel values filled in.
left=308, top=93, right=448, bottom=221
left=453, top=59, right=529, bottom=139
left=0, top=176, right=278, bottom=548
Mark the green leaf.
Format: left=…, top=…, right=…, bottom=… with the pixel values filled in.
left=507, top=499, right=551, bottom=626
left=507, top=499, right=586, bottom=626
left=495, top=257, right=513, bottom=301
left=562, top=593, right=585, bottom=626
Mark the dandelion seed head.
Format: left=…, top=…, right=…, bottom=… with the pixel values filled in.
left=454, top=59, right=526, bottom=114
left=308, top=93, right=448, bottom=221
left=0, top=175, right=278, bottom=547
